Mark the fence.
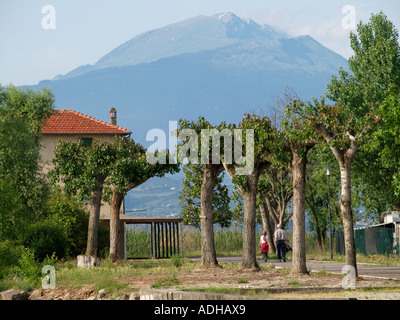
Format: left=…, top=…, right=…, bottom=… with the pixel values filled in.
left=335, top=226, right=394, bottom=256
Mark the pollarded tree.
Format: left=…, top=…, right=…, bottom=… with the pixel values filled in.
left=220, top=114, right=279, bottom=270
left=51, top=140, right=117, bottom=257
left=106, top=136, right=179, bottom=261
left=283, top=102, right=320, bottom=274
left=177, top=117, right=227, bottom=267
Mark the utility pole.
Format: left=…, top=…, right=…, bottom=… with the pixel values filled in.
left=326, top=165, right=333, bottom=260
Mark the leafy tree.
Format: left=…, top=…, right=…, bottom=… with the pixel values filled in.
left=106, top=136, right=179, bottom=261
left=221, top=114, right=278, bottom=270
left=283, top=101, right=320, bottom=274
left=46, top=188, right=92, bottom=257
left=330, top=11, right=400, bottom=218
left=0, top=85, right=54, bottom=239
left=365, top=89, right=400, bottom=204
left=310, top=12, right=400, bottom=275
left=0, top=85, right=54, bottom=140
left=177, top=117, right=226, bottom=267
left=51, top=140, right=117, bottom=257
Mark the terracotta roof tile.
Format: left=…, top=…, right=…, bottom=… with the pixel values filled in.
left=41, top=109, right=132, bottom=135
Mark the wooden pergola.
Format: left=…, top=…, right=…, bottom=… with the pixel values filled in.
left=101, top=214, right=184, bottom=259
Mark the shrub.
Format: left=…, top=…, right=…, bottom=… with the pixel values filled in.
left=0, top=240, right=24, bottom=279
left=46, top=191, right=89, bottom=257
left=13, top=247, right=58, bottom=289
left=45, top=190, right=109, bottom=258
left=21, top=220, right=67, bottom=262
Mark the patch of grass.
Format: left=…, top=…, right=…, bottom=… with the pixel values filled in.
left=93, top=278, right=128, bottom=298
left=170, top=254, right=183, bottom=268
left=307, top=251, right=400, bottom=266
left=237, top=277, right=249, bottom=284
left=151, top=274, right=181, bottom=289
left=288, top=281, right=302, bottom=287
left=314, top=267, right=329, bottom=275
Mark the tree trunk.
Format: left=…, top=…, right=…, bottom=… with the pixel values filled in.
left=291, top=150, right=308, bottom=274
left=259, top=201, right=276, bottom=253
left=241, top=172, right=260, bottom=270
left=110, top=192, right=124, bottom=262
left=339, top=159, right=358, bottom=276
left=200, top=166, right=219, bottom=267
left=86, top=179, right=105, bottom=257
left=315, top=124, right=358, bottom=276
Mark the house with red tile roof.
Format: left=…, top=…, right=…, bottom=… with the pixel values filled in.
left=40, top=109, right=183, bottom=259
left=40, top=108, right=131, bottom=175
left=40, top=109, right=132, bottom=237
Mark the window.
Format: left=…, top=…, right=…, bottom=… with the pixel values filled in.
left=80, top=137, right=93, bottom=147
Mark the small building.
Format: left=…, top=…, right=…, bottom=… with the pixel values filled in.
left=336, top=211, right=400, bottom=255
left=40, top=108, right=131, bottom=218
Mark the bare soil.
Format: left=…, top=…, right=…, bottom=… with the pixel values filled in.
left=39, top=261, right=400, bottom=300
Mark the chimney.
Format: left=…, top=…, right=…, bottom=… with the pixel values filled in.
left=109, top=107, right=117, bottom=125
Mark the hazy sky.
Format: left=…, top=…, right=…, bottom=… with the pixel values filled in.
left=1, top=0, right=399, bottom=86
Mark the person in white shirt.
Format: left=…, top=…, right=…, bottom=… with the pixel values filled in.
left=274, top=224, right=287, bottom=262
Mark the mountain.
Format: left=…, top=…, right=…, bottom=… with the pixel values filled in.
left=31, top=12, right=347, bottom=145
left=28, top=13, right=348, bottom=215
left=56, top=13, right=289, bottom=80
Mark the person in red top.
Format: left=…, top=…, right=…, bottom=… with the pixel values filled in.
left=259, top=231, right=269, bottom=262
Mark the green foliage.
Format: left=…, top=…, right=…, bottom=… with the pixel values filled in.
left=51, top=139, right=117, bottom=199
left=365, top=89, right=400, bottom=200
left=305, top=145, right=345, bottom=233
left=334, top=13, right=400, bottom=215
left=328, top=12, right=400, bottom=116
left=0, top=107, right=49, bottom=222
left=0, top=85, right=55, bottom=139
left=0, top=241, right=57, bottom=287
left=0, top=179, right=24, bottom=240
left=0, top=241, right=25, bottom=279
left=20, top=220, right=68, bottom=262
left=14, top=248, right=57, bottom=288
left=0, top=86, right=54, bottom=244
left=46, top=189, right=91, bottom=256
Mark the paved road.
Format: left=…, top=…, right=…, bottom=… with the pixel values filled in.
left=190, top=256, right=400, bottom=280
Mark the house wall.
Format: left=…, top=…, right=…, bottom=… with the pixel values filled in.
left=40, top=134, right=115, bottom=175
left=40, top=134, right=123, bottom=218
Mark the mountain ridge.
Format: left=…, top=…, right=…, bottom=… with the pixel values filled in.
left=54, top=12, right=319, bottom=82
left=31, top=12, right=347, bottom=144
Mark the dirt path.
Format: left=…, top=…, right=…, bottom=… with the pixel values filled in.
left=195, top=256, right=400, bottom=280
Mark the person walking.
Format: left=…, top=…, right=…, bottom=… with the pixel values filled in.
left=274, top=224, right=287, bottom=262
left=259, top=231, right=269, bottom=262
